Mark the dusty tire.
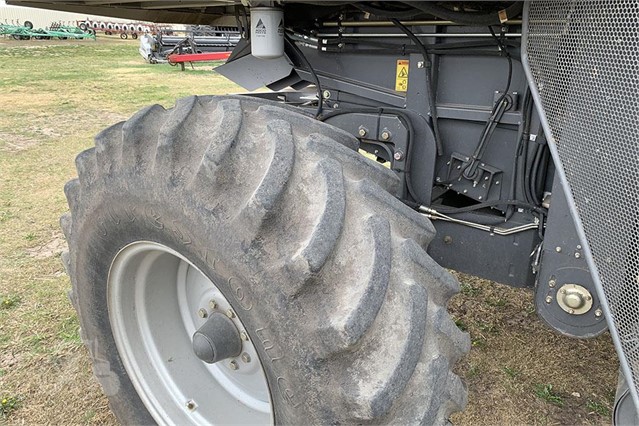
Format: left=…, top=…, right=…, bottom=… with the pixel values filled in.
left=62, top=95, right=469, bottom=424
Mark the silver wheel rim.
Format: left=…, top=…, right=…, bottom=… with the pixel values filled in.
left=108, top=241, right=272, bottom=425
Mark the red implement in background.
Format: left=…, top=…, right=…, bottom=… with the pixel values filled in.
left=167, top=51, right=231, bottom=64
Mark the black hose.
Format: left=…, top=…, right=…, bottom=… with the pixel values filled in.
left=390, top=18, right=443, bottom=156
left=407, top=2, right=524, bottom=26
left=460, top=26, right=513, bottom=181
left=534, top=145, right=550, bottom=203
left=285, top=37, right=323, bottom=118
left=354, top=2, right=423, bottom=19
left=435, top=199, right=546, bottom=215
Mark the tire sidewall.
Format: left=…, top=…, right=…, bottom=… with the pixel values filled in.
left=71, top=195, right=293, bottom=424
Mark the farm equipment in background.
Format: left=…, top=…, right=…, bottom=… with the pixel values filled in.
left=1, top=20, right=95, bottom=40
left=76, top=19, right=173, bottom=39
left=139, top=25, right=239, bottom=67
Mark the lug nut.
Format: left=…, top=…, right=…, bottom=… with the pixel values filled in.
left=322, top=90, right=331, bottom=99
left=226, top=309, right=236, bottom=319
left=197, top=308, right=208, bottom=319
left=595, top=308, right=603, bottom=318
left=241, top=353, right=251, bottom=363
left=240, top=330, right=249, bottom=341
left=358, top=127, right=367, bottom=137
left=186, top=400, right=196, bottom=410
left=548, top=279, right=556, bottom=288
left=229, top=360, right=239, bottom=370
left=545, top=295, right=553, bottom=304
left=209, top=299, right=217, bottom=309
left=555, top=246, right=562, bottom=253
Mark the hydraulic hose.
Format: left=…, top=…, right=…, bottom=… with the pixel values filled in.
left=354, top=2, right=423, bottom=19
left=407, top=2, right=524, bottom=26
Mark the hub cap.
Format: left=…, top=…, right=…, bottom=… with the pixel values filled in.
left=108, top=241, right=272, bottom=425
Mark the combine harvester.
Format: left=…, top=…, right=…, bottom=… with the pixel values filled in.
left=139, top=25, right=239, bottom=69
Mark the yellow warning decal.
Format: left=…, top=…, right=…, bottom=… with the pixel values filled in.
left=395, top=59, right=409, bottom=92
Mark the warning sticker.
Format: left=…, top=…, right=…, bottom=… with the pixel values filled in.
left=395, top=60, right=409, bottom=92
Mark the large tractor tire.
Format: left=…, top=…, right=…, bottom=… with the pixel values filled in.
left=62, top=95, right=469, bottom=424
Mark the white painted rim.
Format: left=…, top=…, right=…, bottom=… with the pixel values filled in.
left=108, top=241, right=273, bottom=425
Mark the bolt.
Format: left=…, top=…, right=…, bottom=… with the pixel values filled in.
left=568, top=308, right=575, bottom=314
left=241, top=353, right=251, bottom=363
left=436, top=177, right=441, bottom=182
left=463, top=189, right=468, bottom=194
left=197, top=308, right=208, bottom=319
left=443, top=235, right=453, bottom=245
left=555, top=246, right=562, bottom=253
left=495, top=181, right=500, bottom=185
left=417, top=61, right=424, bottom=68
left=595, top=308, right=603, bottom=318
left=358, top=127, right=367, bottom=137
left=586, top=295, right=592, bottom=301
left=186, top=400, right=196, bottom=410
left=478, top=196, right=483, bottom=200
left=226, top=309, right=236, bottom=319
left=575, top=252, right=581, bottom=259
left=549, top=279, right=556, bottom=288
left=333, top=103, right=339, bottom=109
left=545, top=295, right=553, bottom=304
left=560, top=288, right=567, bottom=294
left=393, top=150, right=404, bottom=161
left=229, top=360, right=239, bottom=370
left=208, top=299, right=217, bottom=310
left=380, top=130, right=391, bottom=141
left=322, top=90, right=331, bottom=99
left=577, top=244, right=582, bottom=249
left=240, top=330, right=249, bottom=341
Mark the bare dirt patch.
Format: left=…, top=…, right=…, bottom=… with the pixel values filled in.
left=0, top=132, right=39, bottom=152
left=26, top=233, right=67, bottom=259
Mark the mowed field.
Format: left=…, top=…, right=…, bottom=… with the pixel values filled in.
left=0, top=37, right=619, bottom=425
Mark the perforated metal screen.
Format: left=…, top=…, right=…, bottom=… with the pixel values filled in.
left=525, top=0, right=639, bottom=402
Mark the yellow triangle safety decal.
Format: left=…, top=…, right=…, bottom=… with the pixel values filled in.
left=395, top=59, right=409, bottom=92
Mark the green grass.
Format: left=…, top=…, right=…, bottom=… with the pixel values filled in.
left=0, top=37, right=242, bottom=424
left=0, top=294, right=21, bottom=309
left=534, top=384, right=564, bottom=407
left=587, top=399, right=611, bottom=417
left=503, top=366, right=520, bottom=379
left=0, top=395, right=20, bottom=418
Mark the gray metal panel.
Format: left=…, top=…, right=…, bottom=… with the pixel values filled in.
left=428, top=211, right=540, bottom=288
left=535, top=176, right=607, bottom=338
left=521, top=0, right=639, bottom=415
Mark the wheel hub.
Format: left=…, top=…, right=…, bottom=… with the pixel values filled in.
left=192, top=312, right=242, bottom=364
left=108, top=241, right=272, bottom=425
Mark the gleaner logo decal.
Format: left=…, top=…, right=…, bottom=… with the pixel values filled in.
left=255, top=18, right=267, bottom=36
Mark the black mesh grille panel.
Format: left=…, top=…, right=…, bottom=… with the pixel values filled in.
left=526, top=0, right=639, bottom=394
